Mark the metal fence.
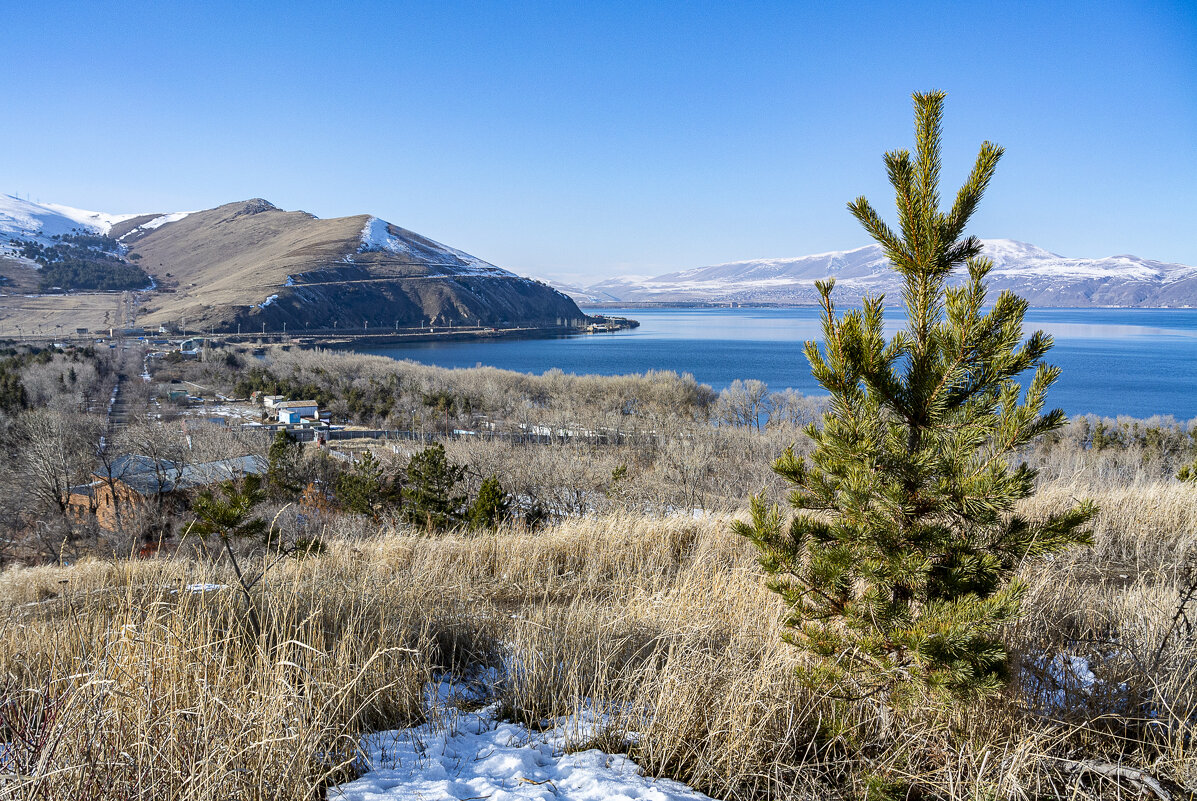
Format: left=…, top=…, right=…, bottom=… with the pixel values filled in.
left=272, top=426, right=662, bottom=448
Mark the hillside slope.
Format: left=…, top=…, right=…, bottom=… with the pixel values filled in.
left=1, top=194, right=587, bottom=334
left=127, top=199, right=587, bottom=332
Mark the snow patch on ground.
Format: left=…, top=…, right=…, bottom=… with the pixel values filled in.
left=1032, top=653, right=1099, bottom=711
left=258, top=294, right=279, bottom=309
left=359, top=217, right=398, bottom=253
left=1023, top=650, right=1134, bottom=716
left=330, top=700, right=712, bottom=801
left=170, top=583, right=228, bottom=594
left=330, top=655, right=710, bottom=801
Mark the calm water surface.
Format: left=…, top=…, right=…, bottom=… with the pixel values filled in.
left=353, top=308, right=1197, bottom=419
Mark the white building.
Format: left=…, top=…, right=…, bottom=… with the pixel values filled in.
left=276, top=400, right=318, bottom=423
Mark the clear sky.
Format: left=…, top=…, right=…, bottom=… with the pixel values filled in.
left=5, top=0, right=1194, bottom=281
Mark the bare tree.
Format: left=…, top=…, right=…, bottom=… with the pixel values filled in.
left=716, top=379, right=771, bottom=431
left=5, top=409, right=105, bottom=555
left=767, top=388, right=826, bottom=429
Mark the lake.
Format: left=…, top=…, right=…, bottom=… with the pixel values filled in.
left=352, top=307, right=1197, bottom=420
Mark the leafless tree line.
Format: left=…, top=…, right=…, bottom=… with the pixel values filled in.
left=1, top=342, right=1195, bottom=566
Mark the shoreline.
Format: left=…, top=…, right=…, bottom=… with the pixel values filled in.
left=578, top=300, right=1197, bottom=311
left=0, top=318, right=641, bottom=349
left=226, top=317, right=640, bottom=349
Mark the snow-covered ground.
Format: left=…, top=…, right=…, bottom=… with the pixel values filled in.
left=0, top=193, right=141, bottom=241
left=331, top=690, right=712, bottom=801
left=0, top=193, right=190, bottom=252
left=170, top=583, right=228, bottom=594
left=139, top=211, right=191, bottom=231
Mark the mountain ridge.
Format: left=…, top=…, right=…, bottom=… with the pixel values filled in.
left=0, top=194, right=588, bottom=334
left=555, top=239, right=1197, bottom=307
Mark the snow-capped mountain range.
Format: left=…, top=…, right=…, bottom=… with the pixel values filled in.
left=0, top=193, right=524, bottom=281
left=7, top=193, right=1194, bottom=311
left=554, top=240, right=1197, bottom=308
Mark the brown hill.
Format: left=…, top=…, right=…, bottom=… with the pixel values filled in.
left=124, top=199, right=586, bottom=333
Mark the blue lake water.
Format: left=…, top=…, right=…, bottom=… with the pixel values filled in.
left=352, top=307, right=1197, bottom=420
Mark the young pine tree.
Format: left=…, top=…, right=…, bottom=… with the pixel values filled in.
left=734, top=91, right=1095, bottom=699
left=401, top=444, right=467, bottom=532
left=190, top=475, right=269, bottom=635
left=467, top=475, right=511, bottom=530
left=264, top=430, right=302, bottom=500
left=1179, top=426, right=1197, bottom=482
left=335, top=450, right=385, bottom=517
left=1178, top=460, right=1197, bottom=483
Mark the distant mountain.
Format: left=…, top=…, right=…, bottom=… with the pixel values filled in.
left=0, top=194, right=587, bottom=333
left=556, top=240, right=1197, bottom=308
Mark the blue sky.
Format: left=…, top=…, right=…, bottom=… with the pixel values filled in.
left=5, top=0, right=1194, bottom=280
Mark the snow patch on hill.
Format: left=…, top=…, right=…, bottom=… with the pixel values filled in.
left=115, top=211, right=196, bottom=242
left=358, top=216, right=517, bottom=277
left=139, top=211, right=194, bottom=232
left=0, top=193, right=140, bottom=242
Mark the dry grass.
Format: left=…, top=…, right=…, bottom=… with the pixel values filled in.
left=1, top=483, right=1196, bottom=799
left=0, top=294, right=123, bottom=338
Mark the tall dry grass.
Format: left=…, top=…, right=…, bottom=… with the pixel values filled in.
left=1, top=482, right=1195, bottom=799
left=0, top=558, right=481, bottom=800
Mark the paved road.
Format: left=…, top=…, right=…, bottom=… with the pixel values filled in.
left=286, top=273, right=516, bottom=287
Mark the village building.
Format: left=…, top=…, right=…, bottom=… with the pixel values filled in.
left=68, top=454, right=266, bottom=530
left=275, top=400, right=319, bottom=423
